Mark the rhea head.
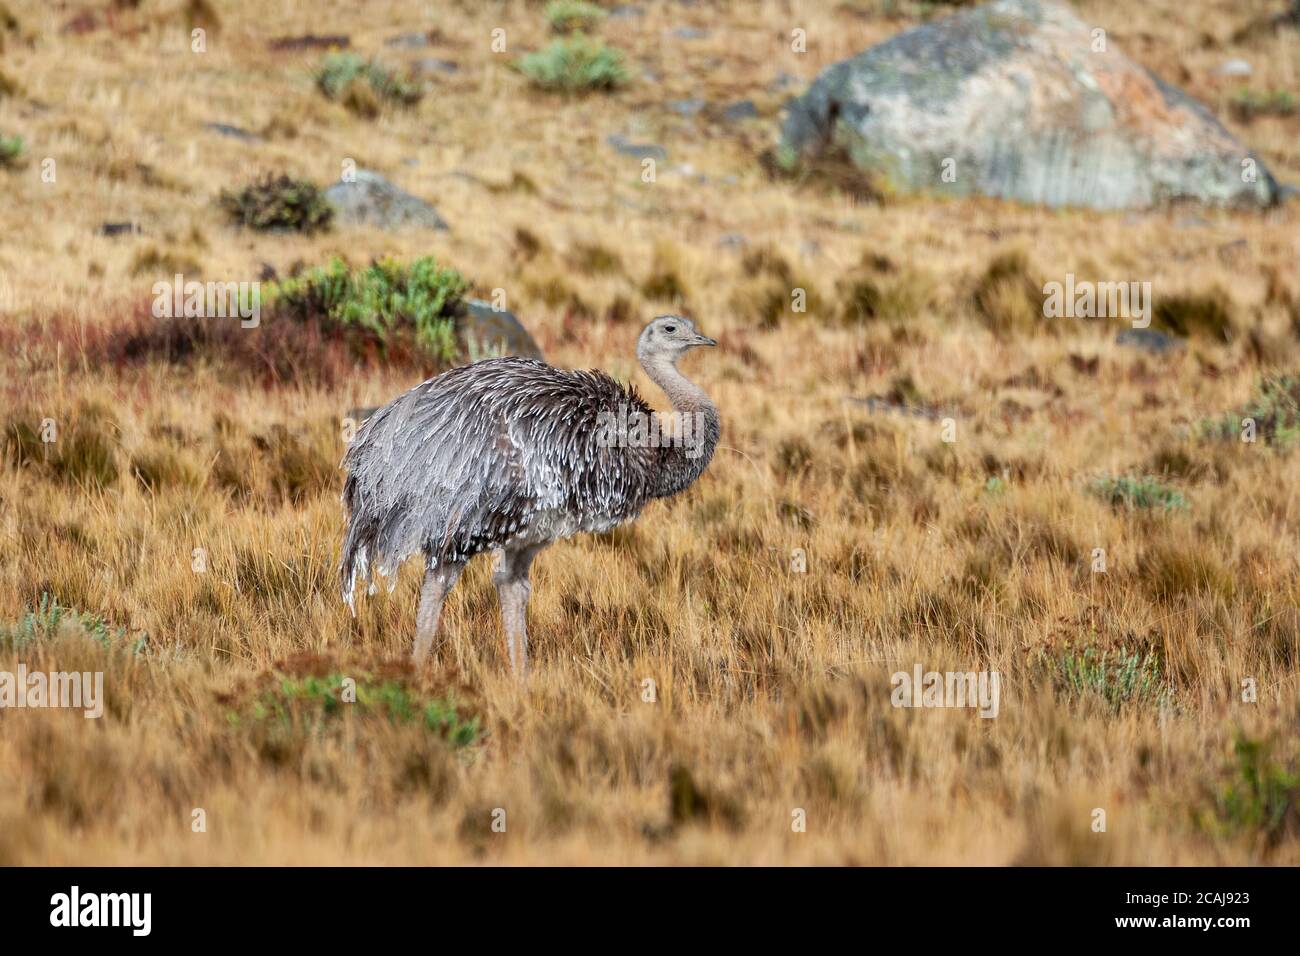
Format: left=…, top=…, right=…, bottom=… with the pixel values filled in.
left=636, top=315, right=716, bottom=366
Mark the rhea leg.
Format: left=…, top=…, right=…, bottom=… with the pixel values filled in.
left=494, top=545, right=544, bottom=677
left=412, top=559, right=464, bottom=666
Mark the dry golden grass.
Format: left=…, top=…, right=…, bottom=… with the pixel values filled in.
left=1, top=0, right=1298, bottom=864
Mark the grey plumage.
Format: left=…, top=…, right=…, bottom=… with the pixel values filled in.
left=339, top=316, right=719, bottom=674
left=342, top=358, right=653, bottom=603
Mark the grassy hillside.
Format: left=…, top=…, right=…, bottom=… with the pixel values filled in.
left=0, top=0, right=1298, bottom=864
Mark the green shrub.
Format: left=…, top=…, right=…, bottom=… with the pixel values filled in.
left=1091, top=475, right=1188, bottom=512
left=0, top=133, right=22, bottom=168
left=1203, top=735, right=1299, bottom=846
left=315, top=53, right=422, bottom=115
left=219, top=173, right=333, bottom=233
left=1201, top=374, right=1300, bottom=449
left=545, top=0, right=607, bottom=33
left=242, top=673, right=482, bottom=748
left=1050, top=643, right=1173, bottom=711
left=265, top=256, right=468, bottom=363
left=1141, top=541, right=1236, bottom=604
left=1, top=593, right=145, bottom=653
left=1230, top=88, right=1299, bottom=121
left=516, top=36, right=628, bottom=92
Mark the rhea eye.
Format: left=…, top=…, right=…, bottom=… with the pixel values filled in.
left=664, top=325, right=677, bottom=333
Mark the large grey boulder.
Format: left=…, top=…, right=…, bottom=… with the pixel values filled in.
left=777, top=0, right=1281, bottom=209
left=455, top=299, right=543, bottom=361
left=324, top=169, right=449, bottom=229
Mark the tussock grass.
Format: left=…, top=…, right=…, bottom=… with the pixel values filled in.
left=1, top=0, right=1299, bottom=867
left=3, top=403, right=120, bottom=491
left=640, top=243, right=691, bottom=306
left=1152, top=288, right=1235, bottom=341
left=972, top=251, right=1043, bottom=335
left=545, top=0, right=607, bottom=34
left=128, top=244, right=203, bottom=277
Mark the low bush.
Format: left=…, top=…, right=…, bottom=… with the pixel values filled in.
left=516, top=36, right=628, bottom=92
left=219, top=173, right=333, bottom=233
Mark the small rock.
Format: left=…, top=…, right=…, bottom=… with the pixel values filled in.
left=849, top=396, right=952, bottom=421
left=204, top=122, right=262, bottom=143
left=268, top=34, right=350, bottom=51
left=717, top=233, right=748, bottom=249
left=1213, top=59, right=1253, bottom=77
left=99, top=222, right=139, bottom=237
left=670, top=26, right=709, bottom=40
left=1115, top=329, right=1185, bottom=354
left=607, top=134, right=666, bottom=161
left=457, top=299, right=543, bottom=360
left=721, top=99, right=758, bottom=122
left=412, top=57, right=459, bottom=77
left=384, top=32, right=432, bottom=49
left=667, top=98, right=706, bottom=116
left=324, top=170, right=449, bottom=231
left=609, top=5, right=644, bottom=18
left=1217, top=238, right=1249, bottom=264
left=769, top=72, right=798, bottom=91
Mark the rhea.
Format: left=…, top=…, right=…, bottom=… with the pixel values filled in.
left=340, top=316, right=719, bottom=675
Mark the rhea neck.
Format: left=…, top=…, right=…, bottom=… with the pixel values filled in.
left=637, top=346, right=720, bottom=499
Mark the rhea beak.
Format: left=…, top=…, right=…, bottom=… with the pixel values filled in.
left=693, top=333, right=717, bottom=347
